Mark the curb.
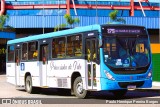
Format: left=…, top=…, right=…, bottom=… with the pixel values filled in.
left=153, top=82, right=160, bottom=87
left=135, top=82, right=160, bottom=93
left=136, top=86, right=160, bottom=93
left=136, top=89, right=160, bottom=93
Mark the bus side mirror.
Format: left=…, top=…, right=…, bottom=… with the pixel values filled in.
left=98, top=39, right=103, bottom=48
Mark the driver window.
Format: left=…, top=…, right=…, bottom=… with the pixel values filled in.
left=104, top=39, right=117, bottom=59
left=136, top=43, right=144, bottom=53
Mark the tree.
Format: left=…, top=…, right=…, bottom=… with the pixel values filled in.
left=109, top=10, right=126, bottom=24
left=54, top=14, right=80, bottom=32
left=0, top=15, right=9, bottom=30
left=54, top=24, right=67, bottom=32
left=64, top=14, right=80, bottom=27
left=0, top=15, right=15, bottom=32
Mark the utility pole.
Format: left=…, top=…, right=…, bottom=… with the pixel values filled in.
left=43, top=0, right=45, bottom=34
left=96, top=0, right=98, bottom=24
left=58, top=0, right=60, bottom=31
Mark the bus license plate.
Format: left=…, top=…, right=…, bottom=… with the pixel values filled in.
left=127, top=85, right=136, bottom=89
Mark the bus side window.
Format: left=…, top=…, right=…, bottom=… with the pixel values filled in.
left=66, top=35, right=82, bottom=57
left=52, top=40, right=60, bottom=58
left=66, top=36, right=74, bottom=57
left=75, top=35, right=82, bottom=57
left=52, top=40, right=56, bottom=58
left=52, top=37, right=66, bottom=58
left=28, top=41, right=38, bottom=60
left=22, top=43, right=28, bottom=60
left=8, top=45, right=15, bottom=62
left=33, top=50, right=38, bottom=58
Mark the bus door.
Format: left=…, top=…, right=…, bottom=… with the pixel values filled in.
left=15, top=48, right=21, bottom=86
left=40, top=44, right=48, bottom=86
left=86, top=38, right=97, bottom=90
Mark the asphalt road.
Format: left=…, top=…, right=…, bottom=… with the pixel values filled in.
left=0, top=74, right=160, bottom=105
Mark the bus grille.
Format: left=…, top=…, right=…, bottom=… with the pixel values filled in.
left=118, top=81, right=144, bottom=88
left=113, top=70, right=147, bottom=74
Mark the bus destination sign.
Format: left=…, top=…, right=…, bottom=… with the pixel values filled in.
left=107, top=29, right=141, bottom=34
left=101, top=26, right=146, bottom=35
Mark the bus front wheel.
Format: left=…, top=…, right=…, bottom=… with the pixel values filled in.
left=73, top=77, right=88, bottom=99
left=25, top=75, right=36, bottom=94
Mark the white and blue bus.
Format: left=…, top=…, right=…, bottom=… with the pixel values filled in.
left=6, top=24, right=152, bottom=98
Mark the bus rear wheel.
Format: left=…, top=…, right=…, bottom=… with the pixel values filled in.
left=25, top=75, right=37, bottom=94
left=73, top=77, right=88, bottom=99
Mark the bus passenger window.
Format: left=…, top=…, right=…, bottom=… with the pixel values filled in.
left=66, top=35, right=82, bottom=57
left=28, top=41, right=38, bottom=60
left=75, top=35, right=82, bottom=57
left=22, top=43, right=28, bottom=60
left=33, top=50, right=38, bottom=58
left=8, top=45, right=15, bottom=62
left=52, top=37, right=66, bottom=58
left=66, top=36, right=74, bottom=57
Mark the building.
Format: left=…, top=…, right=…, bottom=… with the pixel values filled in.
left=0, top=0, right=160, bottom=84
left=0, top=31, right=15, bottom=73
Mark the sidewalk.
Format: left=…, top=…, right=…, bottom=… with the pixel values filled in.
left=153, top=82, right=160, bottom=87
left=151, top=86, right=160, bottom=90
left=137, top=85, right=160, bottom=93
left=137, top=86, right=160, bottom=93
left=150, top=82, right=160, bottom=92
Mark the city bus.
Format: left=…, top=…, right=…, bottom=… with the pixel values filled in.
left=6, top=24, right=152, bottom=98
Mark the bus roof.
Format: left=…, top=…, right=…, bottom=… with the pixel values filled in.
left=7, top=24, right=145, bottom=45
left=7, top=24, right=101, bottom=45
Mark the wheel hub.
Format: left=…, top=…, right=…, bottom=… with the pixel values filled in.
left=26, top=80, right=31, bottom=91
left=76, top=82, right=83, bottom=94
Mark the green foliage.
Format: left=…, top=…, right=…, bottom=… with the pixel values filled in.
left=54, top=23, right=67, bottom=32
left=64, top=14, right=80, bottom=26
left=74, top=18, right=80, bottom=24
left=54, top=14, right=80, bottom=32
left=64, top=14, right=74, bottom=25
left=0, top=15, right=9, bottom=30
left=0, top=15, right=15, bottom=32
left=109, top=10, right=118, bottom=21
left=109, top=10, right=126, bottom=24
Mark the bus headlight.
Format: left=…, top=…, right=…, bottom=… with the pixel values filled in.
left=146, top=69, right=152, bottom=79
left=104, top=70, right=115, bottom=80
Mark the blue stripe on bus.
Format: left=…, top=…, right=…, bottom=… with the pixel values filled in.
left=7, top=24, right=101, bottom=44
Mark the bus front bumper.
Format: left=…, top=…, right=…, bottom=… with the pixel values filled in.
left=100, top=78, right=152, bottom=90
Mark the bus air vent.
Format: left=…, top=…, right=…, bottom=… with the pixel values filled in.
left=57, top=79, right=68, bottom=87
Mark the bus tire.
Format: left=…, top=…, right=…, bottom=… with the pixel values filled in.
left=73, top=77, right=88, bottom=99
left=111, top=89, right=127, bottom=98
left=25, top=75, right=36, bottom=94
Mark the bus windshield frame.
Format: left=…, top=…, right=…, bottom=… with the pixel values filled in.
left=101, top=25, right=151, bottom=74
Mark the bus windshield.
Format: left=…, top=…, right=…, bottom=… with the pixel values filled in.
left=103, top=36, right=150, bottom=69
